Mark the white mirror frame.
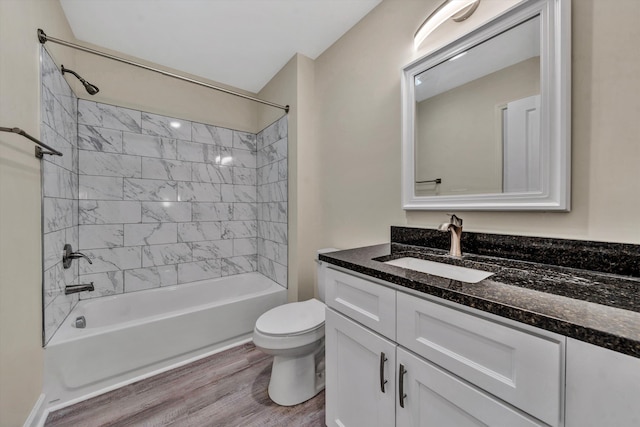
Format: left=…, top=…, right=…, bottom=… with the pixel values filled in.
left=402, top=0, right=571, bottom=211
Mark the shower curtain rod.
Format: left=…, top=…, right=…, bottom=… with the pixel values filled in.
left=37, top=29, right=289, bottom=113
left=0, top=126, right=63, bottom=158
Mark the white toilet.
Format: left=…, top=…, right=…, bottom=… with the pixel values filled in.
left=253, top=248, right=338, bottom=406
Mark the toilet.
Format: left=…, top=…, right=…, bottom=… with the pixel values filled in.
left=253, top=248, right=338, bottom=406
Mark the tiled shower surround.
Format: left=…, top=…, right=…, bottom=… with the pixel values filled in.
left=41, top=48, right=80, bottom=343
left=77, top=100, right=256, bottom=294
left=257, top=118, right=288, bottom=285
left=41, top=50, right=288, bottom=343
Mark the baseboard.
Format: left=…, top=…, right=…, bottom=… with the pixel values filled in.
left=22, top=394, right=46, bottom=427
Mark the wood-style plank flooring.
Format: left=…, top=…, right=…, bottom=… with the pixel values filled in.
left=45, top=343, right=325, bottom=427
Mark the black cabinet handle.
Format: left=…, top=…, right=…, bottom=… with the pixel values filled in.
left=380, top=352, right=388, bottom=392
left=399, top=363, right=407, bottom=408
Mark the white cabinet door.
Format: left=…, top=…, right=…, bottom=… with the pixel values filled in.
left=326, top=308, right=396, bottom=427
left=396, top=348, right=544, bottom=427
left=566, top=338, right=640, bottom=427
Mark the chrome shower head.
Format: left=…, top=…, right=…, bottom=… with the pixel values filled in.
left=61, top=65, right=99, bottom=95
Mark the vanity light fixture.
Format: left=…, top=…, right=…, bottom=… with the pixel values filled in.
left=170, top=121, right=181, bottom=128
left=414, top=0, right=481, bottom=49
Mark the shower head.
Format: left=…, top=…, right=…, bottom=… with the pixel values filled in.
left=83, top=81, right=100, bottom=95
left=61, top=65, right=99, bottom=95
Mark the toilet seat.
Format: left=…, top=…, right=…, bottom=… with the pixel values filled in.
left=255, top=299, right=325, bottom=337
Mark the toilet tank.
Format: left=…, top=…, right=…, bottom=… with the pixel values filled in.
left=316, top=248, right=340, bottom=303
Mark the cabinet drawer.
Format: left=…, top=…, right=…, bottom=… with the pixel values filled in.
left=397, top=292, right=564, bottom=427
left=325, top=268, right=396, bottom=339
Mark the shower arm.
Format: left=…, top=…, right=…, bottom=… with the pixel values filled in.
left=37, top=29, right=290, bottom=113
left=61, top=66, right=84, bottom=82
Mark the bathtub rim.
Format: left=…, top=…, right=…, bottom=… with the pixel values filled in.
left=47, top=272, right=285, bottom=346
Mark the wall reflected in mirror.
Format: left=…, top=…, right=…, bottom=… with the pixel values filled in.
left=414, top=16, right=541, bottom=197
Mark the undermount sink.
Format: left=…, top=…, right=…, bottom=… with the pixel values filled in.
left=384, top=257, right=494, bottom=284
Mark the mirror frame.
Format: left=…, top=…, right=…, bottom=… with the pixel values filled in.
left=401, top=0, right=571, bottom=211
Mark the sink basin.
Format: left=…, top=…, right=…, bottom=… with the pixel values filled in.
left=384, top=257, right=494, bottom=283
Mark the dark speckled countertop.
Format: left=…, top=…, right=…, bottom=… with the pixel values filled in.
left=319, top=227, right=640, bottom=358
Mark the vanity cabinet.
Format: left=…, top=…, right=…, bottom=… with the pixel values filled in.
left=324, top=267, right=564, bottom=427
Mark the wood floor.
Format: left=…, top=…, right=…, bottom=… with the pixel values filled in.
left=45, top=343, right=325, bottom=427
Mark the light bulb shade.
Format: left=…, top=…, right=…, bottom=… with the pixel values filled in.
left=414, top=0, right=480, bottom=49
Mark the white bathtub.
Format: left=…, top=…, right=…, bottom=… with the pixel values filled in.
left=44, top=272, right=286, bottom=407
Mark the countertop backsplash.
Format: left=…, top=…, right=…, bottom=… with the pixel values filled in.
left=390, top=226, right=640, bottom=278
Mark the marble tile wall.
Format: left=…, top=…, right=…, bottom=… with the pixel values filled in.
left=76, top=99, right=265, bottom=298
left=257, top=117, right=288, bottom=287
left=41, top=47, right=80, bottom=343
left=41, top=55, right=289, bottom=343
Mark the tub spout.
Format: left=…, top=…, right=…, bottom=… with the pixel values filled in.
left=65, top=282, right=94, bottom=295
left=438, top=214, right=463, bottom=257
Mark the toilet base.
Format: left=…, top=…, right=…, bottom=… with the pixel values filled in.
left=267, top=347, right=325, bottom=406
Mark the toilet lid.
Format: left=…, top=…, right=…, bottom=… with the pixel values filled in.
left=256, top=299, right=325, bottom=336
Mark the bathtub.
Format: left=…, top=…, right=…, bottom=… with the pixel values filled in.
left=44, top=272, right=286, bottom=407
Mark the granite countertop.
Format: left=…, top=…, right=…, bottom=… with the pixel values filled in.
left=319, top=243, right=640, bottom=358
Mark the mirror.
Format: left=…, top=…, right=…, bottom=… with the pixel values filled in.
left=415, top=16, right=541, bottom=197
left=402, top=0, right=570, bottom=211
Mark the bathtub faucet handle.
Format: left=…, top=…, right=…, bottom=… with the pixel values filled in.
left=63, top=243, right=93, bottom=269
left=69, top=251, right=92, bottom=263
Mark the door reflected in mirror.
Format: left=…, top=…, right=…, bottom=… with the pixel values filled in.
left=414, top=16, right=541, bottom=197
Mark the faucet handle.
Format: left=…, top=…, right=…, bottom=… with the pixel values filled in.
left=69, top=251, right=93, bottom=263
left=62, top=244, right=93, bottom=269
left=446, top=213, right=463, bottom=227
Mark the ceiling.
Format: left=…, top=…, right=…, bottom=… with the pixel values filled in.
left=59, top=0, right=382, bottom=94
